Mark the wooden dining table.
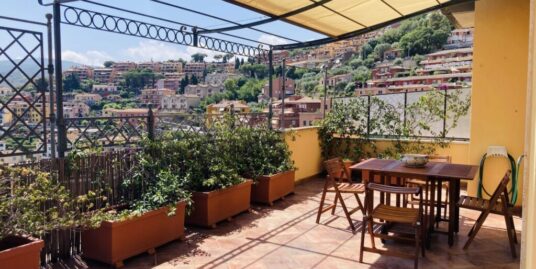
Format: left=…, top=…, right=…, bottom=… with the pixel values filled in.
left=350, top=158, right=478, bottom=247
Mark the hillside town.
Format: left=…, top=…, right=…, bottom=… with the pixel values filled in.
left=0, top=13, right=473, bottom=164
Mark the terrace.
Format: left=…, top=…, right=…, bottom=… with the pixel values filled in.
left=0, top=0, right=535, bottom=269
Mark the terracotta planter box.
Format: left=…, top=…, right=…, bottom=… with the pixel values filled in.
left=0, top=236, right=44, bottom=269
left=251, top=170, right=295, bottom=205
left=186, top=180, right=252, bottom=228
left=82, top=201, right=186, bottom=268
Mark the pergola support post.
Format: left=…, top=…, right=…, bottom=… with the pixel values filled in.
left=53, top=0, right=66, bottom=157
left=268, top=49, right=273, bottom=130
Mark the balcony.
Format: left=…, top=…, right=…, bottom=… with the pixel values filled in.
left=1, top=0, right=536, bottom=268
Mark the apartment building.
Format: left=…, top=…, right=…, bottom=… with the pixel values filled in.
left=91, top=84, right=119, bottom=96
left=261, top=77, right=295, bottom=100
left=111, top=62, right=137, bottom=73
left=160, top=94, right=200, bottom=112
left=160, top=61, right=183, bottom=73
left=156, top=78, right=181, bottom=91
left=419, top=47, right=473, bottom=73
left=206, top=100, right=250, bottom=114
left=137, top=61, right=161, bottom=72
left=140, top=88, right=175, bottom=108
left=93, top=68, right=113, bottom=84
left=63, top=66, right=93, bottom=81
left=184, top=62, right=206, bottom=79
left=185, top=84, right=224, bottom=99
left=269, top=96, right=331, bottom=128
left=444, top=28, right=474, bottom=49
left=74, top=93, right=102, bottom=106
left=63, top=101, right=90, bottom=118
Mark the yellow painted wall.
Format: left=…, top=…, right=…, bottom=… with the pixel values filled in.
left=284, top=127, right=323, bottom=182
left=468, top=0, right=530, bottom=205
left=521, top=0, right=535, bottom=266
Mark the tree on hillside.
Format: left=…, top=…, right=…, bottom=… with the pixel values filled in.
left=191, top=75, right=199, bottom=85
left=191, top=53, right=207, bottom=63
left=373, top=43, right=391, bottom=61
left=103, top=61, right=115, bottom=68
left=123, top=69, right=157, bottom=94
left=63, top=73, right=80, bottom=92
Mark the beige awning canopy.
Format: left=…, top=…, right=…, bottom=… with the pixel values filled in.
left=227, top=0, right=456, bottom=38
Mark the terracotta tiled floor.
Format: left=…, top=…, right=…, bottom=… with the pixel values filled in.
left=84, top=178, right=521, bottom=269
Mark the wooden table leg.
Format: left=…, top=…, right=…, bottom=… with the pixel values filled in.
left=436, top=178, right=443, bottom=225
left=429, top=179, right=437, bottom=232
left=454, top=180, right=460, bottom=233
left=448, top=178, right=456, bottom=246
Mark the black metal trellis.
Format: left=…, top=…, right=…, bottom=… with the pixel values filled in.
left=60, top=5, right=269, bottom=59
left=0, top=26, right=47, bottom=157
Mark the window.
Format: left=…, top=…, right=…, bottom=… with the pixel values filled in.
left=303, top=121, right=307, bottom=126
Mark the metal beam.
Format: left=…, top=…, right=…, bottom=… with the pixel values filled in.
left=198, top=0, right=331, bottom=35
left=273, top=0, right=476, bottom=50
left=59, top=5, right=269, bottom=58
left=151, top=0, right=301, bottom=44
left=78, top=0, right=271, bottom=47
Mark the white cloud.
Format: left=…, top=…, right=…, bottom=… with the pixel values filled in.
left=123, top=40, right=225, bottom=63
left=62, top=50, right=113, bottom=66
left=257, top=34, right=288, bottom=46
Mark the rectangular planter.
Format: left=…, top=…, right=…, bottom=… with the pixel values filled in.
left=0, top=236, right=44, bottom=269
left=186, top=180, right=252, bottom=228
left=81, top=201, right=186, bottom=268
left=251, top=170, right=295, bottom=205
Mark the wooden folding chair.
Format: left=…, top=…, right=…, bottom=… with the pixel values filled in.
left=316, top=158, right=365, bottom=231
left=458, top=171, right=517, bottom=257
left=360, top=183, right=425, bottom=269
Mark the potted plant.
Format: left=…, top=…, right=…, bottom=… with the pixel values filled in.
left=0, top=167, right=106, bottom=269
left=171, top=116, right=252, bottom=228
left=233, top=125, right=295, bottom=205
left=81, top=145, right=191, bottom=268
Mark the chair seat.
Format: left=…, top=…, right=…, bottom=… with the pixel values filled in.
left=328, top=183, right=365, bottom=193
left=458, top=195, right=507, bottom=215
left=372, top=204, right=420, bottom=224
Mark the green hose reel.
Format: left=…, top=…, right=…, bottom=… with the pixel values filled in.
left=477, top=146, right=523, bottom=205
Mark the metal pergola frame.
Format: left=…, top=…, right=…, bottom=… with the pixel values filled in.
left=35, top=0, right=474, bottom=157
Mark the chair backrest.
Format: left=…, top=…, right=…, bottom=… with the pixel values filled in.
left=324, top=158, right=349, bottom=182
left=489, top=171, right=512, bottom=204
left=428, top=155, right=452, bottom=163
left=368, top=183, right=421, bottom=196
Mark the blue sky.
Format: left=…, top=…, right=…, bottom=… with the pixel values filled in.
left=1, top=0, right=324, bottom=66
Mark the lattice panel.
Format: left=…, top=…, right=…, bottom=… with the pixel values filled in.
left=0, top=26, right=46, bottom=157
left=64, top=116, right=147, bottom=149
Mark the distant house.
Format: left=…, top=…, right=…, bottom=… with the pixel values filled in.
left=185, top=84, right=224, bottom=99
left=206, top=100, right=250, bottom=114
left=161, top=94, right=201, bottom=112
left=74, top=93, right=102, bottom=106
left=91, top=84, right=119, bottom=97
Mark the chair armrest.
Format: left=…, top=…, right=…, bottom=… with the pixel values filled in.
left=368, top=183, right=421, bottom=195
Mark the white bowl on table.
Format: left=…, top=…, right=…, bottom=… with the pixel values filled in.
left=401, top=154, right=429, bottom=168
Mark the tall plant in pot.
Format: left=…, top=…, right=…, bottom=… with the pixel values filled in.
left=81, top=145, right=191, bottom=268
left=0, top=167, right=108, bottom=269
left=233, top=123, right=295, bottom=205
left=160, top=116, right=251, bottom=228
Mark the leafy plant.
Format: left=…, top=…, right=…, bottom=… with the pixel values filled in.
left=319, top=89, right=471, bottom=160
left=120, top=138, right=192, bottom=216
left=0, top=167, right=110, bottom=241
left=231, top=120, right=295, bottom=180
